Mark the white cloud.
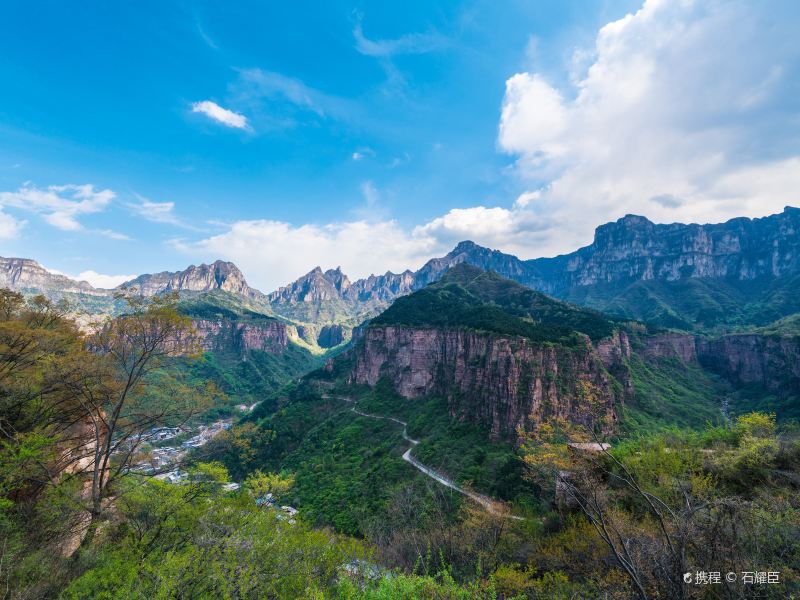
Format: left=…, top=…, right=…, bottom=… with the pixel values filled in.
left=353, top=20, right=447, bottom=58
left=129, top=194, right=185, bottom=226
left=0, top=210, right=25, bottom=239
left=73, top=270, right=136, bottom=289
left=0, top=183, right=114, bottom=231
left=98, top=229, right=130, bottom=241
left=495, top=0, right=800, bottom=256
left=191, top=100, right=248, bottom=129
left=416, top=207, right=514, bottom=242
left=353, top=16, right=448, bottom=94
left=172, top=219, right=441, bottom=292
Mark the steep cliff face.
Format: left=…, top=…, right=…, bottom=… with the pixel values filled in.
left=639, top=332, right=700, bottom=363
left=0, top=256, right=106, bottom=295
left=639, top=331, right=800, bottom=394
left=268, top=207, right=800, bottom=332
left=268, top=267, right=351, bottom=304
left=349, top=326, right=627, bottom=439
left=120, top=261, right=254, bottom=297
left=697, top=334, right=800, bottom=393
left=525, top=207, right=800, bottom=295
left=191, top=318, right=289, bottom=355
left=317, top=324, right=345, bottom=348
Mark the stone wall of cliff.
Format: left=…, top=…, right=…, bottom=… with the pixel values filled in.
left=525, top=207, right=800, bottom=295
left=348, top=326, right=629, bottom=439
left=190, top=319, right=289, bottom=355
left=640, top=331, right=800, bottom=394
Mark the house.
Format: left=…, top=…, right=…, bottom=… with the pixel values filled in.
left=255, top=493, right=275, bottom=507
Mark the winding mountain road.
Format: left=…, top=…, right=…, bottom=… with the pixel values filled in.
left=336, top=396, right=523, bottom=520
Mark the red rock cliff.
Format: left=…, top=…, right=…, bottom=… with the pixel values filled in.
left=190, top=319, right=289, bottom=355
left=349, top=326, right=629, bottom=439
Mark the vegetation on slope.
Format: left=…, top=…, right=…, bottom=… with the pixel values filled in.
left=621, top=354, right=727, bottom=434
left=562, top=273, right=800, bottom=333
left=208, top=375, right=537, bottom=538
left=371, top=263, right=620, bottom=344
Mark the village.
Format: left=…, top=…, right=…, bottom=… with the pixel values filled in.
left=130, top=419, right=299, bottom=521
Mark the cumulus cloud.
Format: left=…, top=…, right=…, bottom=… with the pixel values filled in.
left=496, top=0, right=800, bottom=255
left=191, top=100, right=248, bottom=129
left=172, top=219, right=442, bottom=292
left=73, top=270, right=136, bottom=289
left=0, top=183, right=114, bottom=231
left=173, top=203, right=555, bottom=292
left=0, top=210, right=25, bottom=239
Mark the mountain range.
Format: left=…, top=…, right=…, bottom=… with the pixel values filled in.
left=5, top=206, right=800, bottom=340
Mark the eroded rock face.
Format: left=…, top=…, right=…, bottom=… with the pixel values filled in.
left=697, top=334, right=800, bottom=393
left=317, top=324, right=345, bottom=348
left=639, top=331, right=800, bottom=394
left=640, top=332, right=699, bottom=363
left=0, top=256, right=105, bottom=295
left=120, top=261, right=253, bottom=297
left=348, top=326, right=628, bottom=439
left=522, top=208, right=800, bottom=295
left=268, top=267, right=351, bottom=304
left=190, top=319, right=289, bottom=355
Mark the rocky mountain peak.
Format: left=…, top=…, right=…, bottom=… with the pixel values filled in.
left=450, top=240, right=480, bottom=254
left=323, top=267, right=351, bottom=292
left=267, top=265, right=351, bottom=304
left=119, top=260, right=252, bottom=297
left=0, top=256, right=103, bottom=295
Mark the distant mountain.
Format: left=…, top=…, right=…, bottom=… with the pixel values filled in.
left=371, top=263, right=618, bottom=344
left=0, top=256, right=105, bottom=296
left=270, top=207, right=800, bottom=334
left=120, top=260, right=258, bottom=298
left=6, top=206, right=800, bottom=336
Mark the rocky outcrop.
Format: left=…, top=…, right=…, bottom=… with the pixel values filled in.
left=269, top=207, right=800, bottom=330
left=0, top=256, right=107, bottom=295
left=190, top=319, right=289, bottom=355
left=348, top=326, right=627, bottom=439
left=268, top=267, right=351, bottom=304
left=120, top=261, right=254, bottom=297
left=317, top=324, right=345, bottom=348
left=638, top=331, right=800, bottom=394
left=640, top=332, right=699, bottom=363
left=522, top=207, right=800, bottom=295
left=697, top=334, right=800, bottom=393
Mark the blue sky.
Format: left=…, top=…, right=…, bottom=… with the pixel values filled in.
left=1, top=0, right=799, bottom=291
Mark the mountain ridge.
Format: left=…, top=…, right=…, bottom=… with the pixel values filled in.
left=6, top=206, right=800, bottom=335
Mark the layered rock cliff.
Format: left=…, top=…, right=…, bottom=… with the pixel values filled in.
left=268, top=208, right=800, bottom=333
left=348, top=326, right=628, bottom=439
left=190, top=318, right=289, bottom=355
left=640, top=331, right=800, bottom=394
left=523, top=207, right=800, bottom=295
left=121, top=260, right=255, bottom=297
left=0, top=256, right=106, bottom=295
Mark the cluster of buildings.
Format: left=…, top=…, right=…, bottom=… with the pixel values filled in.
left=255, top=493, right=298, bottom=523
